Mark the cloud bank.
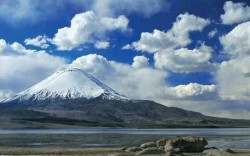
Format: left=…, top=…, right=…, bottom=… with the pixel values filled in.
left=0, top=39, right=66, bottom=101
left=128, top=13, right=214, bottom=73
left=70, top=54, right=217, bottom=101
left=0, top=0, right=168, bottom=24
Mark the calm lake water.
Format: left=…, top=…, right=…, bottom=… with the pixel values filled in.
left=1, top=128, right=250, bottom=148
left=0, top=128, right=250, bottom=135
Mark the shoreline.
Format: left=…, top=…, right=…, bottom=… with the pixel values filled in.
left=0, top=134, right=250, bottom=148
left=0, top=135, right=249, bottom=155
left=1, top=129, right=250, bottom=155
left=0, top=147, right=250, bottom=155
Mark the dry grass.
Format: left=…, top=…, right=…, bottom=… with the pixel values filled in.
left=1, top=147, right=250, bottom=156
left=0, top=147, right=120, bottom=155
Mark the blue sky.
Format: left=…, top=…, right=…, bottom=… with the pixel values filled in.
left=1, top=0, right=250, bottom=119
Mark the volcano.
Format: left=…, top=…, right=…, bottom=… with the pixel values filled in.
left=0, top=67, right=249, bottom=129
left=2, top=67, right=127, bottom=103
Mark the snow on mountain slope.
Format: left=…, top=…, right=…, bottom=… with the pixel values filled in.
left=4, top=67, right=127, bottom=102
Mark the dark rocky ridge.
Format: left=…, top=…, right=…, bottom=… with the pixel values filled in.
left=1, top=96, right=250, bottom=129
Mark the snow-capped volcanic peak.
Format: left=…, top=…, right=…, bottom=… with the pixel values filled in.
left=6, top=67, right=127, bottom=102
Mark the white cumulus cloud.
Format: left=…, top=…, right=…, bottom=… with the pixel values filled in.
left=70, top=54, right=167, bottom=100
left=24, top=35, right=51, bottom=49
left=0, top=0, right=88, bottom=24
left=121, top=44, right=133, bottom=50
left=0, top=0, right=168, bottom=24
left=132, top=13, right=210, bottom=53
left=94, top=41, right=110, bottom=49
left=220, top=21, right=250, bottom=57
left=0, top=39, right=66, bottom=100
left=53, top=11, right=129, bottom=50
left=154, top=44, right=217, bottom=73
left=132, top=55, right=149, bottom=69
left=221, top=1, right=250, bottom=25
left=91, top=0, right=169, bottom=17
left=0, top=90, right=15, bottom=102
left=216, top=56, right=250, bottom=101
left=128, top=13, right=213, bottom=73
left=166, top=83, right=217, bottom=100
left=217, top=20, right=250, bottom=101
left=70, top=54, right=218, bottom=101
left=208, top=29, right=218, bottom=38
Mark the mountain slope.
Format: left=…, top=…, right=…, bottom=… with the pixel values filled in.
left=2, top=67, right=127, bottom=103
left=1, top=67, right=250, bottom=129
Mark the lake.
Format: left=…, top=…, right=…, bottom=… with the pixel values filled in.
left=0, top=128, right=250, bottom=148
left=1, top=128, right=250, bottom=135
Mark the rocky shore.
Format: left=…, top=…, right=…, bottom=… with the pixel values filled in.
left=112, top=136, right=237, bottom=156
left=0, top=134, right=249, bottom=155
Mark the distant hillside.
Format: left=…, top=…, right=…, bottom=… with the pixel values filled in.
left=0, top=67, right=250, bottom=129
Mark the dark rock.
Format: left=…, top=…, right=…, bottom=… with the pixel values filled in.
left=165, top=136, right=208, bottom=153
left=165, top=150, right=177, bottom=156
left=140, top=142, right=157, bottom=149
left=109, top=153, right=131, bottom=156
left=156, top=138, right=168, bottom=147
left=221, top=148, right=235, bottom=153
left=136, top=147, right=165, bottom=155
left=158, top=146, right=165, bottom=151
left=205, top=147, right=219, bottom=150
left=125, top=146, right=142, bottom=152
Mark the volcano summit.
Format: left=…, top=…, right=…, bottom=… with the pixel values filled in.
left=3, top=68, right=127, bottom=103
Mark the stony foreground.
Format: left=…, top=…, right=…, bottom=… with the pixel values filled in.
left=0, top=136, right=250, bottom=155
left=0, top=147, right=250, bottom=155
left=114, top=136, right=248, bottom=156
